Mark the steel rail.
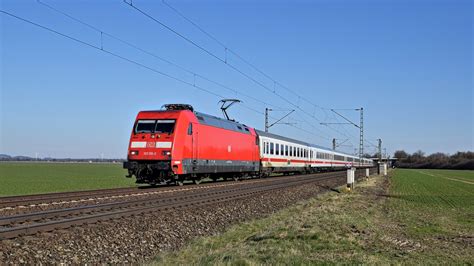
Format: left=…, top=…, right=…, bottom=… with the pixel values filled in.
left=0, top=172, right=346, bottom=239
left=0, top=170, right=349, bottom=208
left=0, top=172, right=344, bottom=226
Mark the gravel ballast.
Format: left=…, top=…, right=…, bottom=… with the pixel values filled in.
left=0, top=176, right=345, bottom=264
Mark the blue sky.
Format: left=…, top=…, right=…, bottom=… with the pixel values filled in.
left=1, top=0, right=472, bottom=158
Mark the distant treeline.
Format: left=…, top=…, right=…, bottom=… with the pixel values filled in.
left=393, top=150, right=474, bottom=170
left=0, top=154, right=124, bottom=163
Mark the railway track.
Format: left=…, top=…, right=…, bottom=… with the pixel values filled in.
left=0, top=171, right=347, bottom=240
left=0, top=170, right=353, bottom=209
left=0, top=178, right=277, bottom=209
left=0, top=168, right=376, bottom=210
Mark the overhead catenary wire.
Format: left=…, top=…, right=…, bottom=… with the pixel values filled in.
left=161, top=0, right=330, bottom=114
left=34, top=0, right=332, bottom=142
left=35, top=0, right=280, bottom=110
left=0, top=9, right=332, bottom=143
left=123, top=1, right=353, bottom=140
left=160, top=1, right=372, bottom=145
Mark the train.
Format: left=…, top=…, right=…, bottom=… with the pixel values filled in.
left=123, top=104, right=373, bottom=185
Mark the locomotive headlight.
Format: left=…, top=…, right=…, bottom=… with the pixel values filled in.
left=130, top=150, right=139, bottom=155
left=162, top=151, right=171, bottom=156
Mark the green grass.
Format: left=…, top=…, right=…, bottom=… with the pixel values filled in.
left=0, top=162, right=137, bottom=196
left=388, top=169, right=473, bottom=238
left=154, top=169, right=474, bottom=264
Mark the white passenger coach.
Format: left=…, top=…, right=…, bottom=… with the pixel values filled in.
left=256, top=130, right=373, bottom=174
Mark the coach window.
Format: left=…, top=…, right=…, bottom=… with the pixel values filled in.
left=277, top=143, right=281, bottom=156
left=285, top=145, right=288, bottom=156
left=265, top=142, right=269, bottom=154
left=270, top=143, right=274, bottom=155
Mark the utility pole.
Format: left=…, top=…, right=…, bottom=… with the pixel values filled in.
left=378, top=139, right=382, bottom=160
left=359, top=107, right=364, bottom=165
left=332, top=138, right=350, bottom=151
left=265, top=108, right=295, bottom=132
left=265, top=108, right=270, bottom=132
left=323, top=108, right=364, bottom=166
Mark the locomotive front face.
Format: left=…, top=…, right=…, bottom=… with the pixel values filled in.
left=124, top=110, right=188, bottom=185
left=128, top=118, right=176, bottom=161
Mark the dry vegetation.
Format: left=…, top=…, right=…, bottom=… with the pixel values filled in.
left=155, top=169, right=473, bottom=264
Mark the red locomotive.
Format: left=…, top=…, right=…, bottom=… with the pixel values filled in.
left=123, top=104, right=373, bottom=185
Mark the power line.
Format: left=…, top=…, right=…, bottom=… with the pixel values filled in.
left=1, top=9, right=330, bottom=143
left=34, top=0, right=332, bottom=141
left=123, top=1, right=351, bottom=140
left=36, top=0, right=280, bottom=110
left=161, top=0, right=330, bottom=114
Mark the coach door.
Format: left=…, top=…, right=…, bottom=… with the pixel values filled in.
left=191, top=123, right=199, bottom=172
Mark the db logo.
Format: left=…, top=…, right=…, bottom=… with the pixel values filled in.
left=147, top=142, right=155, bottom=148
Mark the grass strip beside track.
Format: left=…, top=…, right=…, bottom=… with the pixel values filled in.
left=154, top=169, right=474, bottom=264
left=0, top=162, right=135, bottom=196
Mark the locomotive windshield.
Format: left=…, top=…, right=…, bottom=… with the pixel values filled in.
left=135, top=119, right=175, bottom=134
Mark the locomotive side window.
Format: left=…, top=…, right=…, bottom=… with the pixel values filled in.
left=135, top=120, right=155, bottom=133
left=187, top=123, right=193, bottom=135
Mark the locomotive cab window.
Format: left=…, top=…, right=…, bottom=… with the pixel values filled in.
left=135, top=120, right=155, bottom=133
left=134, top=119, right=176, bottom=134
left=155, top=120, right=176, bottom=134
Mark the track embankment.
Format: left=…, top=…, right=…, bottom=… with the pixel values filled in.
left=0, top=169, right=373, bottom=264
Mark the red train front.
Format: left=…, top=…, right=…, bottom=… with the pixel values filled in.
left=123, top=104, right=260, bottom=185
